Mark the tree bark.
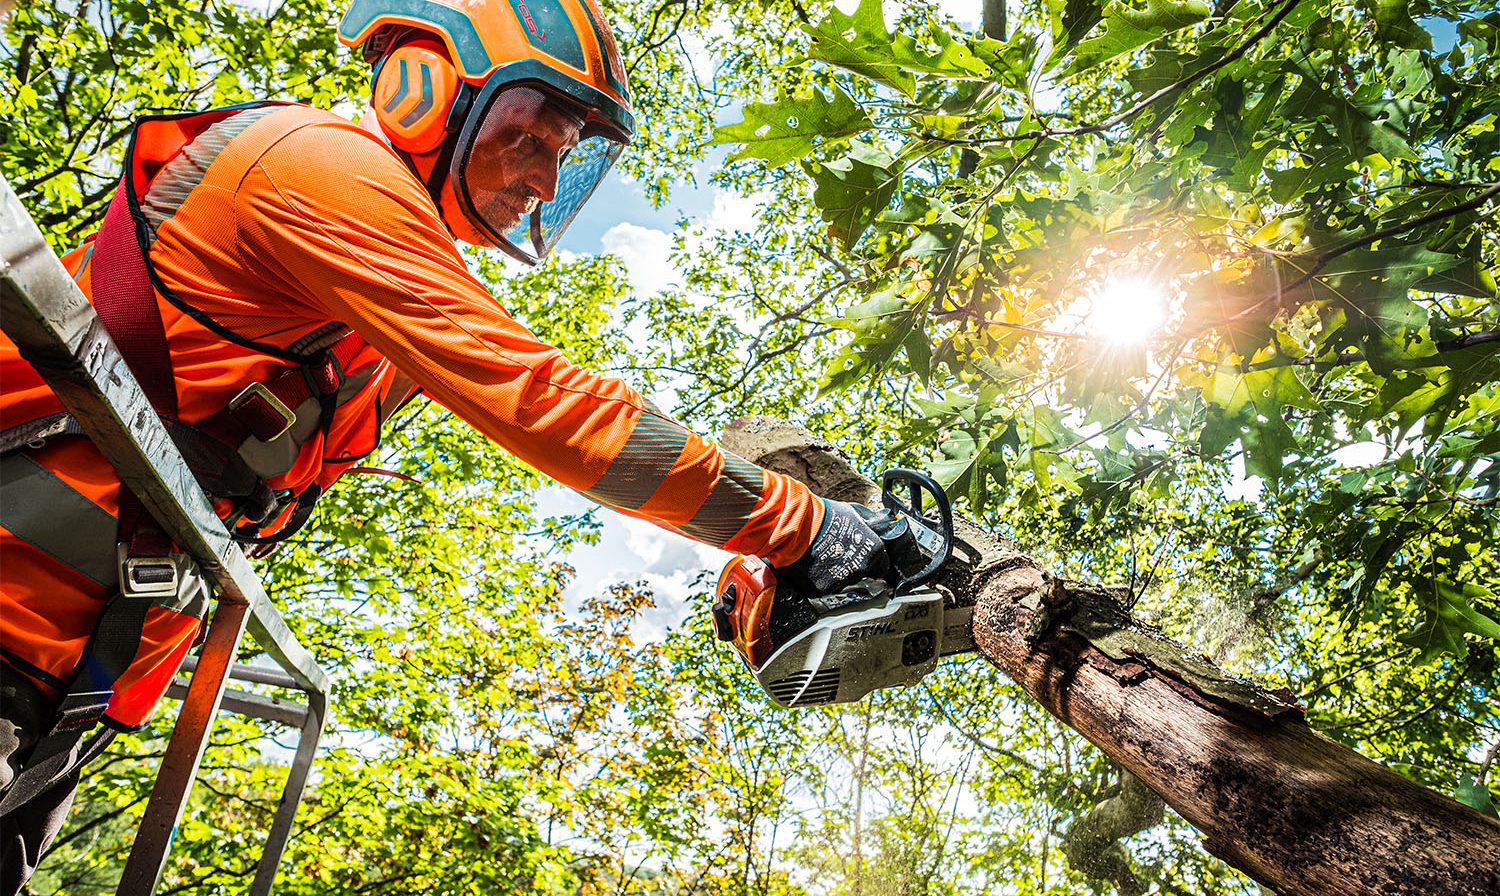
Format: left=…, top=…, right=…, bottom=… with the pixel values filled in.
left=721, top=417, right=1500, bottom=896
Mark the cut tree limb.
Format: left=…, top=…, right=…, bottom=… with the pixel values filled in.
left=722, top=417, right=1500, bottom=896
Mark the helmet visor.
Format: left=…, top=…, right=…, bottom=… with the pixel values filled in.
left=451, top=83, right=623, bottom=263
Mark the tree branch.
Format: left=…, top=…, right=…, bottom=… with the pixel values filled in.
left=1230, top=183, right=1500, bottom=325
left=1242, top=328, right=1500, bottom=372
left=722, top=416, right=1500, bottom=896
left=1060, top=768, right=1165, bottom=896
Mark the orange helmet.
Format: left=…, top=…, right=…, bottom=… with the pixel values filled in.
left=339, top=0, right=635, bottom=263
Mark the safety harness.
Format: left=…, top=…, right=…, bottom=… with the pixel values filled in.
left=3, top=103, right=395, bottom=543
left=0, top=472, right=209, bottom=815
left=2, top=103, right=405, bottom=813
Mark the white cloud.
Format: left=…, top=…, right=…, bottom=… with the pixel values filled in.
left=1331, top=441, right=1389, bottom=468
left=930, top=0, right=981, bottom=28
left=837, top=0, right=980, bottom=29
left=622, top=516, right=732, bottom=577
left=600, top=222, right=678, bottom=296
left=702, top=188, right=764, bottom=235
left=1223, top=453, right=1263, bottom=502
left=539, top=489, right=731, bottom=645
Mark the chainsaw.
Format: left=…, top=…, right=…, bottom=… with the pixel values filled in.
left=712, top=469, right=975, bottom=708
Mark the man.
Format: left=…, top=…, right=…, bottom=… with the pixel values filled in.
left=0, top=0, right=888, bottom=888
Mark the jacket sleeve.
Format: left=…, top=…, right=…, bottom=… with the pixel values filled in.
left=234, top=118, right=823, bottom=567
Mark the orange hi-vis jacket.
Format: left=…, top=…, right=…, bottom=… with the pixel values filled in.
left=0, top=101, right=824, bottom=728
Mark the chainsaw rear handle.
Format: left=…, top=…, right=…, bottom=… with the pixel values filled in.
left=880, top=468, right=953, bottom=594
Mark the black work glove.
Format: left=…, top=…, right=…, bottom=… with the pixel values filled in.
left=784, top=499, right=891, bottom=597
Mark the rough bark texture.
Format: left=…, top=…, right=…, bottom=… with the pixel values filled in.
left=723, top=417, right=1500, bottom=896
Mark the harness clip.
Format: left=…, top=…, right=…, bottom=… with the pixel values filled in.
left=117, top=544, right=179, bottom=598
left=53, top=689, right=113, bottom=731
left=229, top=382, right=296, bottom=442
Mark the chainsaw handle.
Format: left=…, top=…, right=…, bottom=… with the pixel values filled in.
left=880, top=469, right=953, bottom=594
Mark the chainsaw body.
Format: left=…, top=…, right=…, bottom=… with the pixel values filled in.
left=713, top=470, right=973, bottom=708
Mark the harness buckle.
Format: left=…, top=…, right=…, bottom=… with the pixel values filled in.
left=53, top=689, right=113, bottom=731
left=228, top=382, right=296, bottom=442
left=117, top=544, right=179, bottom=598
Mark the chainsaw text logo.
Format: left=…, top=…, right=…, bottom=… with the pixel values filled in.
left=846, top=622, right=896, bottom=641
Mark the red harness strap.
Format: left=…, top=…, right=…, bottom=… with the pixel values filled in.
left=91, top=176, right=178, bottom=418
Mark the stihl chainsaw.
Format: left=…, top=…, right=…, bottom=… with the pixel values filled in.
left=712, top=469, right=975, bottom=708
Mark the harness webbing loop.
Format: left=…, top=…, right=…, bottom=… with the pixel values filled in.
left=0, top=490, right=157, bottom=817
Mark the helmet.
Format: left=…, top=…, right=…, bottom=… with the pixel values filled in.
left=339, top=0, right=635, bottom=263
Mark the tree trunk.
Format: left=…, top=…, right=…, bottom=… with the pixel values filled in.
left=721, top=418, right=1500, bottom=896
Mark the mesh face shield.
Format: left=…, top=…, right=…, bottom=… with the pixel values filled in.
left=450, top=81, right=626, bottom=264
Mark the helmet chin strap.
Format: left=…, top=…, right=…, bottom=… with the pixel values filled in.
left=421, top=138, right=458, bottom=213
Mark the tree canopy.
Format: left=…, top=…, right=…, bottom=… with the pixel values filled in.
left=3, top=0, right=1496, bottom=893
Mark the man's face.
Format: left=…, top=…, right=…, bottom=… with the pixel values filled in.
left=464, top=86, right=582, bottom=235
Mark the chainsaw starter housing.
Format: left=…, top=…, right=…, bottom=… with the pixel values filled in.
left=754, top=590, right=947, bottom=708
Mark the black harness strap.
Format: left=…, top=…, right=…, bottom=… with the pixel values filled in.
left=0, top=413, right=85, bottom=456
left=0, top=490, right=158, bottom=817
left=0, top=452, right=119, bottom=588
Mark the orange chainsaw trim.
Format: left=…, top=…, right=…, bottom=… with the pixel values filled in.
left=715, top=555, right=780, bottom=669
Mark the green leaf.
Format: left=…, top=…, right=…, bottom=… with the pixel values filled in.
left=1194, top=362, right=1319, bottom=416
left=818, top=287, right=921, bottom=394
left=1065, top=0, right=1211, bottom=75
left=1382, top=371, right=1455, bottom=432
left=929, top=429, right=993, bottom=507
left=804, top=143, right=901, bottom=249
left=1398, top=580, right=1500, bottom=663
left=1456, top=774, right=1498, bottom=817
left=805, top=0, right=988, bottom=98
left=712, top=85, right=870, bottom=167
left=1387, top=48, right=1432, bottom=98
left=1364, top=0, right=1432, bottom=50
left=1285, top=60, right=1422, bottom=162
left=1413, top=252, right=1498, bottom=299
left=837, top=287, right=903, bottom=326
left=1242, top=413, right=1298, bottom=483
left=1049, top=0, right=1106, bottom=54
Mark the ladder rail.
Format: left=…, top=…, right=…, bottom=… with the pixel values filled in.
left=0, top=175, right=331, bottom=893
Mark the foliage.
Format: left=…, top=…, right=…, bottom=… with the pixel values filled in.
left=710, top=0, right=1500, bottom=667
left=707, top=0, right=1498, bottom=801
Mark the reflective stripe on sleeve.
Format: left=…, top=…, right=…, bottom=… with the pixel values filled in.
left=0, top=452, right=118, bottom=589
left=582, top=411, right=690, bottom=511
left=680, top=453, right=765, bottom=547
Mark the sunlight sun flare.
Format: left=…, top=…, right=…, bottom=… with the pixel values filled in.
left=1086, top=276, right=1168, bottom=345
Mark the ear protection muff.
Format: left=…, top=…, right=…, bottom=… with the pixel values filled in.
left=371, top=37, right=462, bottom=154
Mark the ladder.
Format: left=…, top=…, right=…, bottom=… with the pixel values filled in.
left=0, top=175, right=331, bottom=894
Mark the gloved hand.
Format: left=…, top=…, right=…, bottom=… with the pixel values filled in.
left=712, top=500, right=892, bottom=669
left=783, top=499, right=890, bottom=596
